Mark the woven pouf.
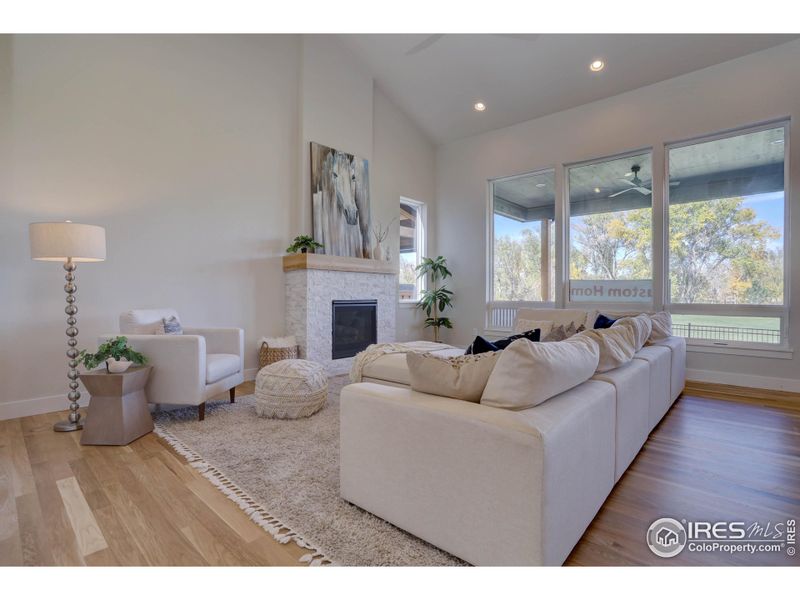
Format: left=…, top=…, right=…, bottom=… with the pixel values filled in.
left=254, top=359, right=328, bottom=419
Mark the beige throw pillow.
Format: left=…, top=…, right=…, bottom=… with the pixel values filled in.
left=613, top=314, right=652, bottom=351
left=577, top=322, right=639, bottom=373
left=407, top=351, right=500, bottom=402
left=648, top=311, right=672, bottom=342
left=481, top=336, right=600, bottom=410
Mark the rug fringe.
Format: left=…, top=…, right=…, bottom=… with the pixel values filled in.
left=153, top=424, right=335, bottom=566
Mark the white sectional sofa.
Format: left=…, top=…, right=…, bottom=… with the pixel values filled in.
left=339, top=308, right=686, bottom=565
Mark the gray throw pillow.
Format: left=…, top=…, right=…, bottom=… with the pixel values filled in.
left=161, top=315, right=183, bottom=335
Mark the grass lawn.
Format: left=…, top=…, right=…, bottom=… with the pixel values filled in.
left=671, top=314, right=780, bottom=330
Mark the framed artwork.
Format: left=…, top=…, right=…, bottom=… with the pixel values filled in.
left=311, top=142, right=371, bottom=258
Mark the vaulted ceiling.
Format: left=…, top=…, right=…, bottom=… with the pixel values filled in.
left=338, top=34, right=798, bottom=144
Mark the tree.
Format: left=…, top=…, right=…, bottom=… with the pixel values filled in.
left=493, top=228, right=543, bottom=301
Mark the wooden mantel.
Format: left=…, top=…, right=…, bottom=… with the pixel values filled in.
left=282, top=253, right=397, bottom=275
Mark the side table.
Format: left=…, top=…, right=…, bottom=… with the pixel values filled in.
left=79, top=365, right=154, bottom=445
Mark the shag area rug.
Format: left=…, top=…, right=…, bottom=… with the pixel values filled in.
left=153, top=376, right=465, bottom=566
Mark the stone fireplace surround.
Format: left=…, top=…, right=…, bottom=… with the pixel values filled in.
left=283, top=254, right=397, bottom=374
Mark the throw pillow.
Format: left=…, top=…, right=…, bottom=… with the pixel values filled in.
left=648, top=311, right=672, bottom=342
left=407, top=351, right=500, bottom=402
left=514, top=318, right=553, bottom=338
left=576, top=322, right=638, bottom=372
left=593, top=313, right=618, bottom=329
left=160, top=315, right=183, bottom=335
left=481, top=336, right=600, bottom=410
left=613, top=314, right=652, bottom=351
left=466, top=329, right=541, bottom=355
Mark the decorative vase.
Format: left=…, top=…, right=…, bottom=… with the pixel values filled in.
left=106, top=358, right=133, bottom=373
left=373, top=244, right=383, bottom=261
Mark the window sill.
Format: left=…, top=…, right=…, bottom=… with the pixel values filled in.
left=685, top=341, right=793, bottom=360
left=398, top=301, right=419, bottom=309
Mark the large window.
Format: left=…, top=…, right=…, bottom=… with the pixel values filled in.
left=667, top=124, right=787, bottom=345
left=567, top=151, right=653, bottom=304
left=399, top=197, right=426, bottom=302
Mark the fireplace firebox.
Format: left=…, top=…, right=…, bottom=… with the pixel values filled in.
left=331, top=300, right=377, bottom=360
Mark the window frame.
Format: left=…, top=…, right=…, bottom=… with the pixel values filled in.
left=398, top=196, right=427, bottom=305
left=564, top=146, right=655, bottom=313
left=486, top=168, right=557, bottom=329
left=663, top=119, right=791, bottom=350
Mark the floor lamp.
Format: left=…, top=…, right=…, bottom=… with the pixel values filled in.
left=29, top=221, right=107, bottom=432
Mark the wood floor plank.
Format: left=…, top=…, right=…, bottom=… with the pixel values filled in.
left=15, top=492, right=55, bottom=566
left=56, top=476, right=108, bottom=557
left=0, top=470, right=22, bottom=565
left=0, top=419, right=35, bottom=497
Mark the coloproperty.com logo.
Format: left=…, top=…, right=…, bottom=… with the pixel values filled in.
left=646, top=517, right=796, bottom=558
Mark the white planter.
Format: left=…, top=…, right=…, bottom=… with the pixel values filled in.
left=106, top=358, right=133, bottom=373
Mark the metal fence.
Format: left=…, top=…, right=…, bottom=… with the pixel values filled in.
left=671, top=322, right=781, bottom=344
left=489, top=304, right=782, bottom=345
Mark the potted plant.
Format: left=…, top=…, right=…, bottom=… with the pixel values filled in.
left=415, top=256, right=454, bottom=343
left=286, top=235, right=324, bottom=254
left=78, top=336, right=147, bottom=373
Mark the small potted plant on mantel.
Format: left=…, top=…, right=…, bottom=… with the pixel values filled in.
left=286, top=235, right=324, bottom=254
left=78, top=336, right=147, bottom=373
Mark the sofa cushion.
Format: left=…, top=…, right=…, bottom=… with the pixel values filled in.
left=514, top=308, right=590, bottom=332
left=206, top=353, right=241, bottom=384
left=648, top=311, right=672, bottom=342
left=634, top=345, right=673, bottom=429
left=577, top=322, right=638, bottom=373
left=407, top=351, right=500, bottom=402
left=591, top=359, right=651, bottom=481
left=613, top=314, right=652, bottom=351
left=481, top=336, right=599, bottom=410
left=119, top=308, right=181, bottom=335
left=361, top=347, right=464, bottom=386
left=652, top=336, right=687, bottom=401
left=514, top=318, right=553, bottom=337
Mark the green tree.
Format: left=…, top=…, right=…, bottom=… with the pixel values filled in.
left=493, top=228, right=543, bottom=301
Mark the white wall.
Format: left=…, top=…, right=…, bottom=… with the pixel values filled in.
left=435, top=40, right=800, bottom=390
left=372, top=87, right=437, bottom=342
left=0, top=34, right=437, bottom=418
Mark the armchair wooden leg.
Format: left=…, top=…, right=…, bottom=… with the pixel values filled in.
left=229, top=388, right=236, bottom=404
left=198, top=402, right=206, bottom=421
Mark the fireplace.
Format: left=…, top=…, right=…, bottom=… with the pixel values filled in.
left=332, top=300, right=377, bottom=360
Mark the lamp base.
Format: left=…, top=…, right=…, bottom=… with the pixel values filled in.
left=54, top=417, right=83, bottom=432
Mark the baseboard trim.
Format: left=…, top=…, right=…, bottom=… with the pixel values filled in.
left=686, top=368, right=800, bottom=394
left=0, top=394, right=90, bottom=422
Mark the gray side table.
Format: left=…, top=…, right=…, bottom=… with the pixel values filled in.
left=79, top=365, right=153, bottom=445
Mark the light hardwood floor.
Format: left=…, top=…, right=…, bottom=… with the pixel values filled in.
left=1, top=382, right=798, bottom=566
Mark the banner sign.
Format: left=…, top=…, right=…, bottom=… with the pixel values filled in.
left=569, top=280, right=652, bottom=302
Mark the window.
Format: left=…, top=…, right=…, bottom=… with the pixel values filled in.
left=398, top=198, right=426, bottom=302
left=567, top=151, right=653, bottom=304
left=487, top=170, right=556, bottom=328
left=667, top=124, right=787, bottom=345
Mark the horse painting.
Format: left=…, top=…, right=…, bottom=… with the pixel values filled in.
left=311, top=142, right=371, bottom=258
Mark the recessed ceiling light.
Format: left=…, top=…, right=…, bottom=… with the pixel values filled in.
left=536, top=183, right=546, bottom=188
left=590, top=59, right=605, bottom=72
left=625, top=172, right=633, bottom=177
left=771, top=139, right=785, bottom=145
left=594, top=187, right=601, bottom=193
left=473, top=102, right=486, bottom=112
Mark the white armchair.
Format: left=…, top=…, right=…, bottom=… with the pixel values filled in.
left=101, top=308, right=245, bottom=420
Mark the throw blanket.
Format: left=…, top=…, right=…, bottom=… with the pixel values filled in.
left=349, top=341, right=459, bottom=383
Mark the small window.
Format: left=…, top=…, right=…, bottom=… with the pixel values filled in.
left=567, top=151, right=653, bottom=304
left=399, top=198, right=426, bottom=302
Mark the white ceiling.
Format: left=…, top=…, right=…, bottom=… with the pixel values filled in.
left=338, top=34, right=798, bottom=145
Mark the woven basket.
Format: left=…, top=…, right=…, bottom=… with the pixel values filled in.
left=259, top=342, right=299, bottom=369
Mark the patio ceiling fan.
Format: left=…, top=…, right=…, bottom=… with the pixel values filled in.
left=405, top=34, right=540, bottom=56
left=608, top=164, right=680, bottom=198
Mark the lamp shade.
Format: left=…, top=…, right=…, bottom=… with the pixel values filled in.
left=29, top=222, right=106, bottom=262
